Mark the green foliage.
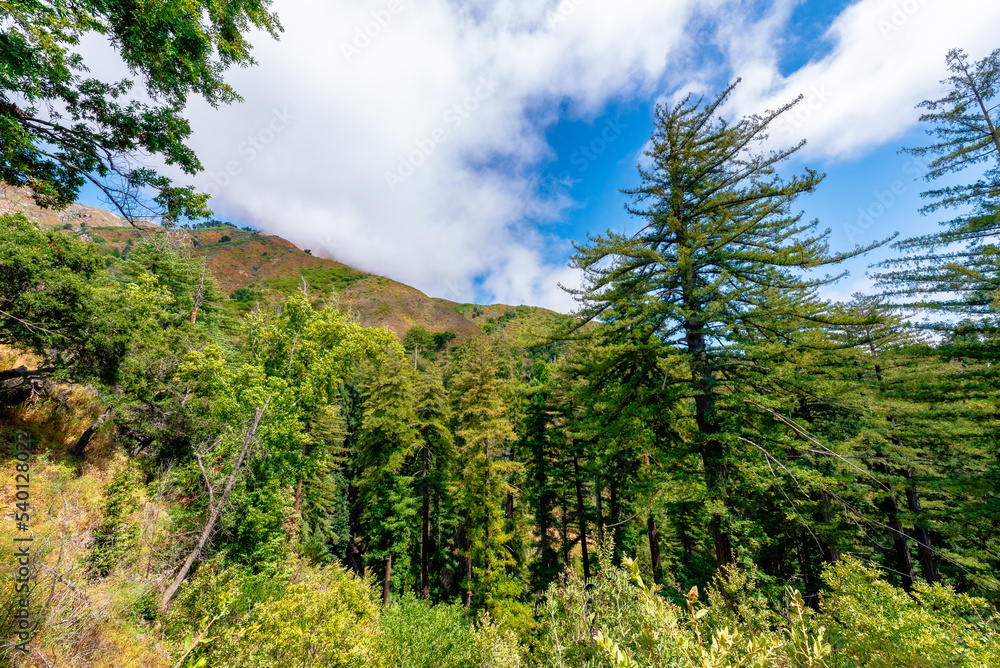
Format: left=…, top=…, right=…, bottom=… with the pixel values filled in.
left=372, top=594, right=479, bottom=667
left=403, top=325, right=435, bottom=351
left=877, top=47, right=1000, bottom=329
left=263, top=265, right=362, bottom=295
left=434, top=331, right=457, bottom=350
left=89, top=464, right=143, bottom=576
left=0, top=0, right=281, bottom=221
left=355, top=351, right=421, bottom=597
left=300, top=464, right=351, bottom=564
left=210, top=566, right=381, bottom=667
left=230, top=286, right=259, bottom=303
left=820, top=558, right=1000, bottom=667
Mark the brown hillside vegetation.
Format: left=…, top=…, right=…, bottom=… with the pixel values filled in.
left=0, top=188, right=568, bottom=343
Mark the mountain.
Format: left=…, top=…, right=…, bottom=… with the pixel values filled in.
left=0, top=187, right=570, bottom=347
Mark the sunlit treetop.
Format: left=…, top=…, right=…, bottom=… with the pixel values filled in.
left=0, top=0, right=282, bottom=224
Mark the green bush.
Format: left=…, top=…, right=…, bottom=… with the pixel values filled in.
left=820, top=558, right=1000, bottom=668
left=90, top=464, right=143, bottom=577
left=368, top=595, right=526, bottom=668
left=211, top=565, right=381, bottom=667
left=370, top=594, right=478, bottom=667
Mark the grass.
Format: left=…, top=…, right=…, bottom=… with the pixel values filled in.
left=263, top=265, right=363, bottom=295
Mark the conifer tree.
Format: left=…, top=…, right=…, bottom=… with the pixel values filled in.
left=356, top=351, right=421, bottom=605
left=520, top=361, right=563, bottom=592
left=876, top=47, right=1000, bottom=339
left=449, top=337, right=522, bottom=610
left=412, top=361, right=454, bottom=599
left=567, top=81, right=884, bottom=570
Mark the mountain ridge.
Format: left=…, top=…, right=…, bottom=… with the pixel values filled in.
left=0, top=187, right=569, bottom=345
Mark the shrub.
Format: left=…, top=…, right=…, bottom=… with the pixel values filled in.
left=820, top=557, right=1000, bottom=667
left=90, top=464, right=143, bottom=576
left=211, top=565, right=380, bottom=667
left=370, top=594, right=478, bottom=667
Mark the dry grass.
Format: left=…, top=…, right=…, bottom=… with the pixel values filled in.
left=1, top=352, right=177, bottom=667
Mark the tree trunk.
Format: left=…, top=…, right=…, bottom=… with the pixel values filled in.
left=904, top=474, right=939, bottom=583
left=648, top=514, right=662, bottom=585
left=347, top=538, right=364, bottom=578
left=609, top=475, right=622, bottom=565
left=881, top=489, right=916, bottom=590
left=421, top=448, right=431, bottom=599
left=383, top=554, right=392, bottom=606
left=560, top=490, right=570, bottom=565
left=161, top=402, right=268, bottom=613
left=189, top=260, right=206, bottom=325
left=572, top=454, right=590, bottom=581
left=686, top=320, right=735, bottom=568
left=0, top=366, right=54, bottom=382
left=594, top=477, right=604, bottom=548
left=293, top=443, right=311, bottom=515
left=462, top=528, right=473, bottom=610
left=485, top=440, right=492, bottom=574
left=816, top=491, right=841, bottom=564
left=69, top=407, right=112, bottom=458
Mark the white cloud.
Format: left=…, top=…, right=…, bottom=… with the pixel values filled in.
left=172, top=0, right=722, bottom=312
left=723, top=0, right=1000, bottom=161
left=79, top=0, right=1000, bottom=313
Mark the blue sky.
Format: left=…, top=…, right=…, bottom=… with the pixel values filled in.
left=79, top=0, right=1000, bottom=312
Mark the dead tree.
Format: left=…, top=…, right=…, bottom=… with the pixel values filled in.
left=160, top=399, right=269, bottom=613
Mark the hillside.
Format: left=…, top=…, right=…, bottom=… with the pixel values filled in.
left=0, top=187, right=568, bottom=344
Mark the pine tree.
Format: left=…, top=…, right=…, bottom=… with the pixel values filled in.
left=520, top=361, right=563, bottom=592
left=567, top=81, right=885, bottom=570
left=449, top=337, right=522, bottom=611
left=412, top=361, right=454, bottom=600
left=876, top=47, right=1000, bottom=339
left=355, top=351, right=421, bottom=605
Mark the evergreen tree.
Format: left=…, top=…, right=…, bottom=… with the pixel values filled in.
left=412, top=361, right=454, bottom=600
left=876, top=47, right=1000, bottom=339
left=567, top=81, right=884, bottom=571
left=520, top=361, right=563, bottom=592
left=449, top=337, right=523, bottom=612
left=355, top=351, right=421, bottom=605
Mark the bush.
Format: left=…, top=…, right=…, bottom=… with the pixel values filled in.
left=539, top=557, right=829, bottom=668
left=370, top=594, right=478, bottom=667
left=90, top=464, right=143, bottom=576
left=211, top=565, right=380, bottom=667
left=820, top=558, right=1000, bottom=667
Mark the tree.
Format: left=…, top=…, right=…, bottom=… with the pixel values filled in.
left=412, top=362, right=454, bottom=599
left=566, top=81, right=885, bottom=570
left=449, top=337, right=522, bottom=611
left=1, top=0, right=281, bottom=222
left=876, top=48, right=1000, bottom=335
left=355, top=351, right=421, bottom=606
left=519, top=361, right=563, bottom=592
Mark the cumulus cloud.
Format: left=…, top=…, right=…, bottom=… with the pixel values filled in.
left=723, top=0, right=1000, bottom=161
left=174, top=0, right=725, bottom=312
left=82, top=0, right=1000, bottom=313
